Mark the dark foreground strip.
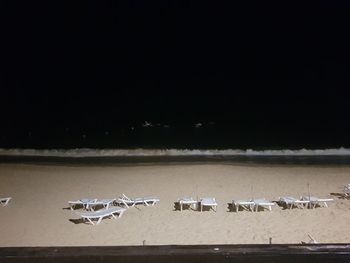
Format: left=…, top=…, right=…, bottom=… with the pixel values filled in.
left=1, top=244, right=350, bottom=263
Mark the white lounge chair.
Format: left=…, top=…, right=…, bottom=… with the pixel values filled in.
left=252, top=199, right=276, bottom=211
left=0, top=197, right=11, bottom=207
left=68, top=199, right=97, bottom=210
left=117, top=194, right=159, bottom=208
left=69, top=198, right=116, bottom=211
left=76, top=207, right=126, bottom=225
left=278, top=196, right=309, bottom=209
left=178, top=197, right=198, bottom=211
left=199, top=197, right=217, bottom=212
left=301, top=196, right=334, bottom=208
left=343, top=184, right=350, bottom=197
left=90, top=199, right=116, bottom=210
left=232, top=200, right=254, bottom=212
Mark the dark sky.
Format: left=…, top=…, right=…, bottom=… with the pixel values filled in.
left=2, top=1, right=350, bottom=148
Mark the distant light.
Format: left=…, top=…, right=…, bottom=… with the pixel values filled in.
left=142, top=121, right=153, bottom=128
left=194, top=123, right=202, bottom=128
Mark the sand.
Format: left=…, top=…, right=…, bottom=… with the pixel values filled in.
left=1, top=163, right=350, bottom=246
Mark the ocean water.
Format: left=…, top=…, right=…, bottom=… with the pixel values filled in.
left=1, top=121, right=350, bottom=165
left=1, top=121, right=349, bottom=150
left=1, top=148, right=350, bottom=166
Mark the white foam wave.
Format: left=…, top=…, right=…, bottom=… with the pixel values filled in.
left=0, top=148, right=350, bottom=157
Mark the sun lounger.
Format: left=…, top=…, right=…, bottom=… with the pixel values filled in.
left=69, top=198, right=116, bottom=211
left=343, top=184, right=350, bottom=197
left=252, top=199, right=276, bottom=211
left=76, top=207, right=126, bottom=225
left=68, top=199, right=97, bottom=210
left=178, top=197, right=198, bottom=211
left=278, top=196, right=309, bottom=209
left=0, top=197, right=11, bottom=207
left=301, top=196, right=334, bottom=208
left=232, top=200, right=254, bottom=212
left=117, top=194, right=159, bottom=208
left=199, top=197, right=217, bottom=212
left=90, top=199, right=116, bottom=210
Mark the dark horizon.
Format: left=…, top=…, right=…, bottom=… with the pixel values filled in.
left=2, top=1, right=350, bottom=149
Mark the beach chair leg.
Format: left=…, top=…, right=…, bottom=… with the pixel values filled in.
left=201, top=204, right=203, bottom=212
left=235, top=204, right=238, bottom=212
left=123, top=201, right=130, bottom=208
left=324, top=202, right=328, bottom=208
left=87, top=218, right=95, bottom=225
left=96, top=217, right=103, bottom=225
left=2, top=198, right=11, bottom=206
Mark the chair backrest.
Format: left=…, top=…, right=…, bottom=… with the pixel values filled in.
left=122, top=194, right=131, bottom=201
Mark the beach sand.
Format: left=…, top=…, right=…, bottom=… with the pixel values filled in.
left=1, top=163, right=350, bottom=246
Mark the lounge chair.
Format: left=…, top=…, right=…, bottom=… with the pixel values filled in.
left=90, top=199, right=116, bottom=210
left=252, top=199, right=276, bottom=211
left=278, top=196, right=309, bottom=209
left=0, top=197, right=11, bottom=207
left=178, top=197, right=198, bottom=211
left=76, top=207, right=126, bottom=225
left=343, top=184, right=350, bottom=197
left=69, top=198, right=116, bottom=211
left=199, top=197, right=217, bottom=212
left=68, top=199, right=97, bottom=210
left=117, top=194, right=159, bottom=208
left=301, top=196, right=334, bottom=208
left=232, top=200, right=254, bottom=212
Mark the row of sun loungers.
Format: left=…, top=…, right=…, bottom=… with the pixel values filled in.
left=178, top=196, right=334, bottom=212
left=68, top=195, right=160, bottom=225
left=68, top=195, right=160, bottom=211
left=235, top=196, right=334, bottom=211
left=2, top=184, right=346, bottom=226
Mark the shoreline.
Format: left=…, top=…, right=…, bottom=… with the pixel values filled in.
left=2, top=155, right=350, bottom=167
left=1, top=163, right=350, bottom=246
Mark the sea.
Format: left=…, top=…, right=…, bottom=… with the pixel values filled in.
left=1, top=148, right=350, bottom=166
left=1, top=121, right=350, bottom=166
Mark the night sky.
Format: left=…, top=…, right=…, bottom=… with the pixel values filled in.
left=2, top=1, right=350, bottom=149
